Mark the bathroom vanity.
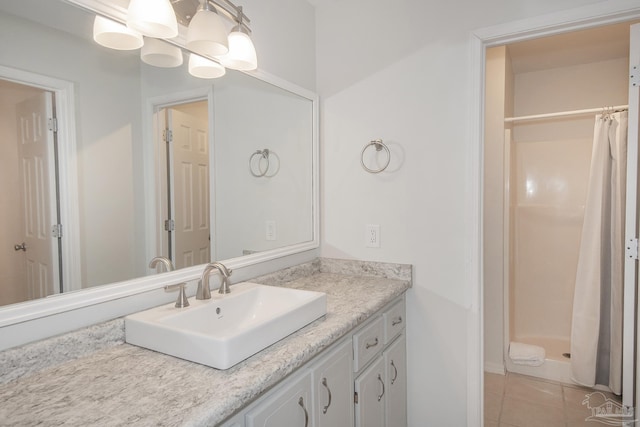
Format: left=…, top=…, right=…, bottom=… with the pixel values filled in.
left=0, top=259, right=411, bottom=426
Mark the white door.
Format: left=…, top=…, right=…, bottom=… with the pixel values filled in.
left=168, top=108, right=210, bottom=269
left=16, top=91, right=59, bottom=299
left=623, top=23, right=640, bottom=419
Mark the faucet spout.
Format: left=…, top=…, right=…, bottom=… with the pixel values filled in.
left=196, top=262, right=233, bottom=300
left=149, top=256, right=175, bottom=272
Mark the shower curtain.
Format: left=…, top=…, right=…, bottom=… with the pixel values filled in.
left=571, top=111, right=628, bottom=395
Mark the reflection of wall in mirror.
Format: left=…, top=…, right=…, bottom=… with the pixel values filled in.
left=214, top=81, right=313, bottom=259
left=0, top=11, right=147, bottom=290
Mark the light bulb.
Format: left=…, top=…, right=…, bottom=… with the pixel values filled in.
left=188, top=53, right=226, bottom=79
left=141, top=38, right=183, bottom=68
left=93, top=16, right=143, bottom=50
left=186, top=6, right=229, bottom=57
left=217, top=28, right=257, bottom=71
left=127, top=0, right=178, bottom=39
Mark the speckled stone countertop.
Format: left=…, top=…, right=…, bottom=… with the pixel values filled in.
left=0, top=258, right=411, bottom=426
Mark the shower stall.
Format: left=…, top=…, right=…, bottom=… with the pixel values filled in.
left=483, top=23, right=636, bottom=392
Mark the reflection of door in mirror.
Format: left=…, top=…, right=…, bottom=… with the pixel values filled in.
left=0, top=80, right=61, bottom=305
left=158, top=101, right=211, bottom=269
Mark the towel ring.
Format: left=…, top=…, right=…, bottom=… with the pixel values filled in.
left=361, top=139, right=390, bottom=174
left=249, top=149, right=269, bottom=177
left=249, top=149, right=280, bottom=177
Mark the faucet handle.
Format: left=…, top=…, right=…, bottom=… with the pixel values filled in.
left=165, top=283, right=189, bottom=308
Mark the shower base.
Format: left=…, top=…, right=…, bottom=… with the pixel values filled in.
left=506, top=336, right=575, bottom=384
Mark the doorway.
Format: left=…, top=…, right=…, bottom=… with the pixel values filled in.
left=0, top=79, right=61, bottom=305
left=482, top=20, right=639, bottom=426
left=154, top=98, right=212, bottom=270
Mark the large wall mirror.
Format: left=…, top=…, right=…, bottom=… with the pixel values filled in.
left=0, top=0, right=317, bottom=323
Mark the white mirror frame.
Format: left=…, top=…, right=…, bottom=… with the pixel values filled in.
left=0, top=0, right=319, bottom=349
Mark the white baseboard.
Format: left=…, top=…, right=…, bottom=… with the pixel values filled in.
left=484, top=361, right=506, bottom=375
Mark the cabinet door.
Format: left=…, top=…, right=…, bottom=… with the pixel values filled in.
left=246, top=370, right=313, bottom=427
left=384, top=333, right=407, bottom=427
left=313, top=340, right=354, bottom=427
left=354, top=356, right=385, bottom=427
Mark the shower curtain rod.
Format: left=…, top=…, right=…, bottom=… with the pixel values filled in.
left=504, top=104, right=629, bottom=123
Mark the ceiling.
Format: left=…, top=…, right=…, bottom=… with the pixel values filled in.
left=508, top=21, right=639, bottom=74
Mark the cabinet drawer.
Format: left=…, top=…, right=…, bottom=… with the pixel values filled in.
left=383, top=299, right=405, bottom=344
left=353, top=316, right=384, bottom=372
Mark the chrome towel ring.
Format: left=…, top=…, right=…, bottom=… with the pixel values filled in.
left=249, top=148, right=280, bottom=177
left=361, top=139, right=390, bottom=173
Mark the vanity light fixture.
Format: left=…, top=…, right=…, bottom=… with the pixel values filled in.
left=188, top=53, right=226, bottom=78
left=126, top=0, right=178, bottom=39
left=92, top=0, right=257, bottom=78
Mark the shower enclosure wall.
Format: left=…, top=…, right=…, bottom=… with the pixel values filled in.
left=484, top=42, right=629, bottom=384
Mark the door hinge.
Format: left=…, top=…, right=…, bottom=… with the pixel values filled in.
left=626, top=238, right=639, bottom=260
left=163, top=129, right=173, bottom=143
left=48, top=117, right=58, bottom=132
left=164, top=219, right=175, bottom=232
left=51, top=223, right=63, bottom=238
left=631, top=65, right=640, bottom=87
left=354, top=391, right=359, bottom=404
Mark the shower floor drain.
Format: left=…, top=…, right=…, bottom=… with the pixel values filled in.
left=562, top=352, right=571, bottom=359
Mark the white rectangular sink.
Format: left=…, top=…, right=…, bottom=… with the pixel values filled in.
left=125, top=282, right=327, bottom=369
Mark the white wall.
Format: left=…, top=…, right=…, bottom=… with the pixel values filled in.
left=313, top=0, right=610, bottom=424
left=242, top=0, right=316, bottom=92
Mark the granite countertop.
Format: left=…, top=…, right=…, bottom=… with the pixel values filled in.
left=0, top=259, right=411, bottom=426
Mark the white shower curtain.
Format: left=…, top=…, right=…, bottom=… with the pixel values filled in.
left=571, top=111, right=628, bottom=395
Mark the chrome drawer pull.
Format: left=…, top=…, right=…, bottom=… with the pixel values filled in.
left=377, top=374, right=385, bottom=401
left=392, top=316, right=403, bottom=326
left=321, top=377, right=332, bottom=414
left=298, top=397, right=309, bottom=427
left=391, top=360, right=398, bottom=384
left=365, top=337, right=379, bottom=349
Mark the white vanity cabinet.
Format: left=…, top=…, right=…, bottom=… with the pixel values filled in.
left=220, top=295, right=406, bottom=427
left=354, top=299, right=407, bottom=427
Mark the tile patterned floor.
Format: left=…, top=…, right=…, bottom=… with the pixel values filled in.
left=484, top=372, right=623, bottom=427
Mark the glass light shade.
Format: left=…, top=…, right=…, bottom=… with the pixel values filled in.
left=217, top=29, right=257, bottom=71
left=127, top=0, right=178, bottom=39
left=141, top=38, right=183, bottom=68
left=186, top=8, right=229, bottom=57
left=188, top=54, right=226, bottom=79
left=93, top=16, right=143, bottom=50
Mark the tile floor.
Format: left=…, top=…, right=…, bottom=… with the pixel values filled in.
left=484, top=372, right=623, bottom=427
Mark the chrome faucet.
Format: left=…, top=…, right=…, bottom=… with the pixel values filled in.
left=196, top=262, right=233, bottom=299
left=149, top=256, right=175, bottom=272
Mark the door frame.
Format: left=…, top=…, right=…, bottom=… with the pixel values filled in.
left=144, top=87, right=215, bottom=269
left=468, top=2, right=640, bottom=425
left=0, top=65, right=82, bottom=293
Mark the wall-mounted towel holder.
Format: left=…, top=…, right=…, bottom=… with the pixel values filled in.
left=249, top=149, right=280, bottom=177
left=361, top=139, right=390, bottom=173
